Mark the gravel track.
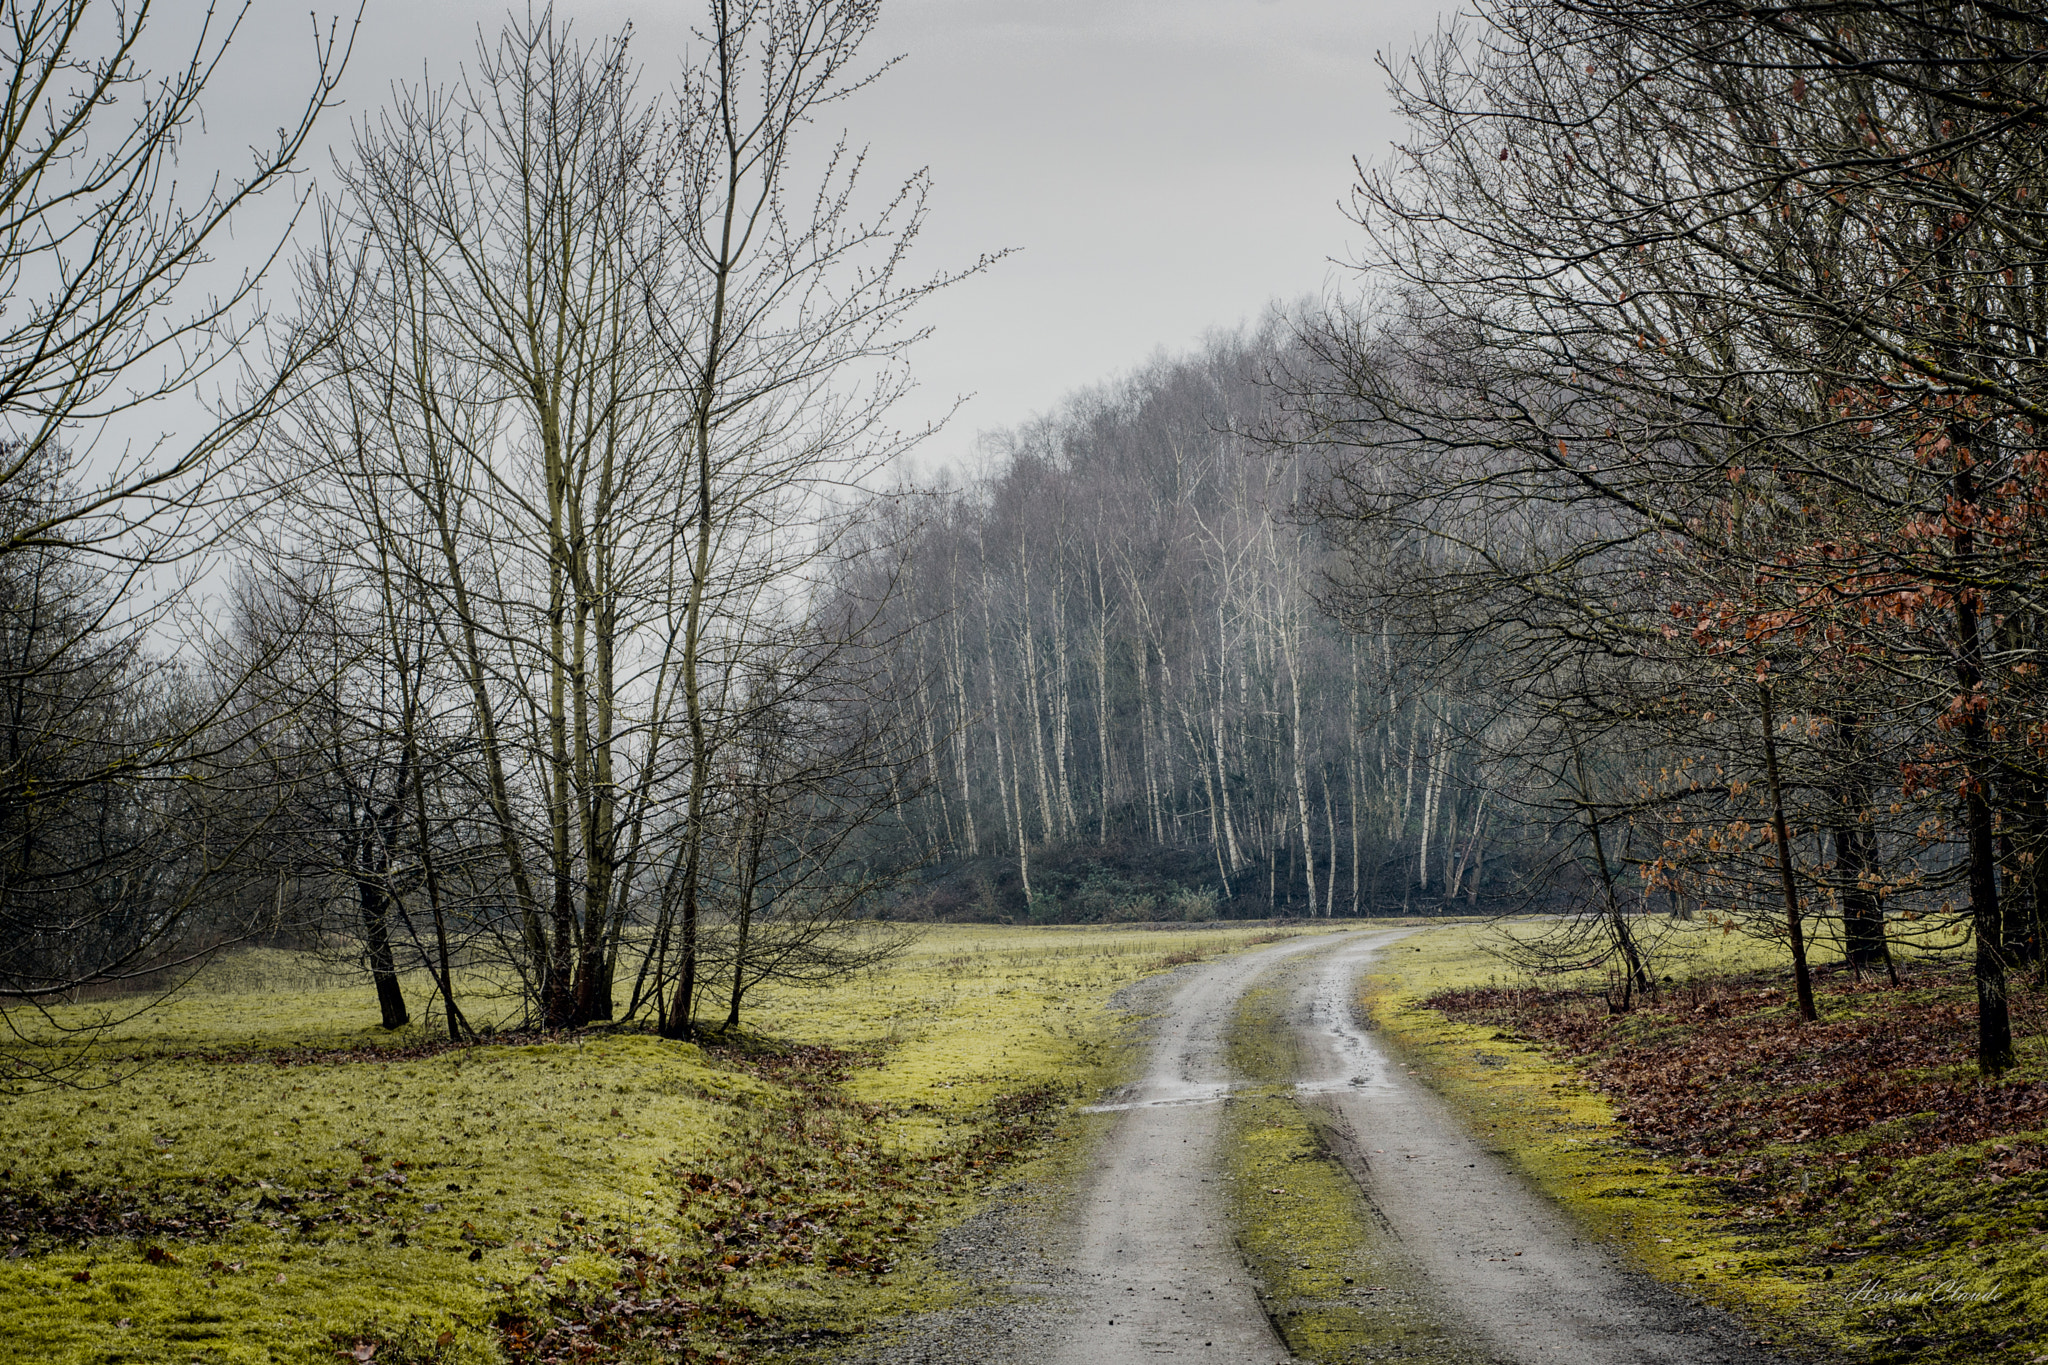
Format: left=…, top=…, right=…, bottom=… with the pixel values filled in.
left=1294, top=933, right=1792, bottom=1365
left=832, top=928, right=1800, bottom=1365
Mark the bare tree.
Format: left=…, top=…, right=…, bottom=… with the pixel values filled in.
left=642, top=0, right=988, bottom=1039
left=266, top=15, right=690, bottom=1031
left=0, top=1, right=353, bottom=1080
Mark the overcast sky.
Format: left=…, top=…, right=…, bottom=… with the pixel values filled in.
left=220, top=0, right=1442, bottom=467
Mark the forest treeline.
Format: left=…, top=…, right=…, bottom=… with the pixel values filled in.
left=867, top=335, right=1524, bottom=923
left=9, top=0, right=2048, bottom=1081
left=862, top=0, right=2048, bottom=1080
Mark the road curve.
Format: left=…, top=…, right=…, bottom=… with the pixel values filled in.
left=1043, top=931, right=1341, bottom=1363
left=1042, top=927, right=1790, bottom=1365
left=1289, top=932, right=1787, bottom=1365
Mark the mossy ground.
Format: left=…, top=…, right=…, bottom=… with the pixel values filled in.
left=1221, top=951, right=1482, bottom=1365
left=1368, top=919, right=2048, bottom=1365
left=0, top=923, right=1292, bottom=1364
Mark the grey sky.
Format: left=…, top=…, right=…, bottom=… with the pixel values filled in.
left=222, top=0, right=1439, bottom=462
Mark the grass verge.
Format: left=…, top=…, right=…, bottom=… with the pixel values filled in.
left=0, top=923, right=1290, bottom=1364
left=1221, top=959, right=1480, bottom=1365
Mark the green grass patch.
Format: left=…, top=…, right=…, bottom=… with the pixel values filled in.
left=0, top=923, right=1297, bottom=1363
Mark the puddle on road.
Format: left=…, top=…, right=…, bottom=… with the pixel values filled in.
left=1080, top=1080, right=1242, bottom=1113
left=1292, top=940, right=1402, bottom=1098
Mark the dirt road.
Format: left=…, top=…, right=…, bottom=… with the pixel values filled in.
left=1282, top=931, right=1783, bottom=1365
left=856, top=928, right=1790, bottom=1364
left=1045, top=931, right=1339, bottom=1363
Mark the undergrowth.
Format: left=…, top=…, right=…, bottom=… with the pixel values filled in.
left=486, top=1043, right=1066, bottom=1363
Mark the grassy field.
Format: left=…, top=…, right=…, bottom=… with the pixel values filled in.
left=1366, top=916, right=2048, bottom=1365
left=27, top=914, right=2025, bottom=1364
left=0, top=923, right=1313, bottom=1365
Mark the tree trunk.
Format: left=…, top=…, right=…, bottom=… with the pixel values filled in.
left=1417, top=713, right=1443, bottom=892
left=1350, top=639, right=1364, bottom=915
left=1094, top=553, right=1113, bottom=845
left=947, top=603, right=977, bottom=857
left=1949, top=455, right=2016, bottom=1073
left=1398, top=697, right=1420, bottom=840
left=1828, top=712, right=1888, bottom=974
left=1135, top=637, right=1162, bottom=843
left=983, top=584, right=1032, bottom=906
left=1016, top=535, right=1060, bottom=841
left=2019, top=786, right=2048, bottom=977
left=1321, top=766, right=1339, bottom=917
left=1757, top=682, right=1817, bottom=1022
left=1282, top=623, right=1319, bottom=915
left=359, top=876, right=410, bottom=1030
left=1572, top=741, right=1652, bottom=1007
left=726, top=795, right=770, bottom=1029
left=1050, top=547, right=1078, bottom=838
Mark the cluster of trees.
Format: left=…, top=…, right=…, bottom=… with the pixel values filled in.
left=1289, top=0, right=2048, bottom=1072
left=241, top=9, right=954, bottom=1040
left=0, top=0, right=356, bottom=1081
left=0, top=0, right=957, bottom=1078
left=869, top=335, right=1539, bottom=920
left=17, top=0, right=2044, bottom=1087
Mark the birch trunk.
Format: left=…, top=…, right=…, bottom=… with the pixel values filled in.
left=1016, top=532, right=1059, bottom=841
left=1416, top=714, right=1443, bottom=891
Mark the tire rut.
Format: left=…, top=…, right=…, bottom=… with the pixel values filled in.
left=835, top=928, right=1808, bottom=1364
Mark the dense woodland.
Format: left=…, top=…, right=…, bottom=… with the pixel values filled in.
left=866, top=0, right=2048, bottom=1083
left=6, top=0, right=2048, bottom=1081
left=866, top=334, right=1521, bottom=924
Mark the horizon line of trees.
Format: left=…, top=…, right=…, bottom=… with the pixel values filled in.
left=861, top=332, right=1543, bottom=923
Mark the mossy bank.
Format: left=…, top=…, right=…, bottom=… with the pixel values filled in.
left=0, top=924, right=1294, bottom=1364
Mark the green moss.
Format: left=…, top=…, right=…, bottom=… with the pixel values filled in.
left=1, top=923, right=1307, bottom=1363
left=1782, top=1138, right=2048, bottom=1364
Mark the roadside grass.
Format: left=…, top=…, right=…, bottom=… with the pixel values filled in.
left=1368, top=918, right=2048, bottom=1365
left=1223, top=960, right=1481, bottom=1365
left=0, top=922, right=1294, bottom=1364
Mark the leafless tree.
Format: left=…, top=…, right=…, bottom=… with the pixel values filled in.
left=0, top=0, right=353, bottom=1081
left=638, top=0, right=989, bottom=1039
